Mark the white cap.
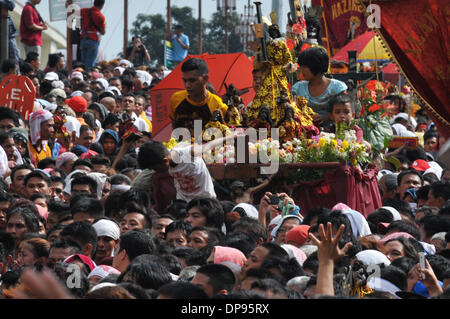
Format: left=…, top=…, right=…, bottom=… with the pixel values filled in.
left=44, top=72, right=59, bottom=81
left=426, top=161, right=443, bottom=179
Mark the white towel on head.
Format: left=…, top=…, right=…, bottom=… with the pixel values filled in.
left=63, top=169, right=87, bottom=195
left=92, top=219, right=120, bottom=240
left=119, top=59, right=133, bottom=68
left=270, top=215, right=303, bottom=241
left=114, top=66, right=125, bottom=75
left=29, top=110, right=53, bottom=145
left=89, top=172, right=108, bottom=200
left=342, top=209, right=372, bottom=239
left=391, top=123, right=417, bottom=137
left=0, top=146, right=8, bottom=178
left=95, top=120, right=103, bottom=142
left=136, top=70, right=153, bottom=87
left=281, top=244, right=307, bottom=266
left=96, top=78, right=109, bottom=90
left=356, top=249, right=391, bottom=267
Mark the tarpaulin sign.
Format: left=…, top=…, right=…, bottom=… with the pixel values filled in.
left=0, top=75, right=36, bottom=120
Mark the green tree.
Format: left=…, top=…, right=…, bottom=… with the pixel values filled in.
left=203, top=11, right=244, bottom=54
left=130, top=13, right=166, bottom=66
left=129, top=6, right=245, bottom=67
left=129, top=6, right=200, bottom=67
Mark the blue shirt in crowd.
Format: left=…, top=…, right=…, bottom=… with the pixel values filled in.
left=171, top=33, right=190, bottom=62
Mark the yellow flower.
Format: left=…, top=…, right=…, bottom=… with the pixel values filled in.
left=319, top=138, right=327, bottom=148
left=331, top=139, right=338, bottom=148
left=341, top=140, right=349, bottom=150
left=339, top=147, right=345, bottom=153
left=350, top=158, right=358, bottom=166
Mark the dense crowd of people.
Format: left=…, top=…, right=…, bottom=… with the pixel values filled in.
left=0, top=0, right=449, bottom=302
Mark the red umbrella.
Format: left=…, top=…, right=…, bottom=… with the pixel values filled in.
left=150, top=53, right=255, bottom=142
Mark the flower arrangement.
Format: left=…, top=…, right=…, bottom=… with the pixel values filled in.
left=248, top=138, right=281, bottom=163
left=203, top=144, right=236, bottom=164
left=357, top=80, right=394, bottom=155
left=279, top=129, right=371, bottom=181
left=280, top=131, right=370, bottom=167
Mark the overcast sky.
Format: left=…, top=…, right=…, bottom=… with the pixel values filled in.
left=38, top=0, right=291, bottom=60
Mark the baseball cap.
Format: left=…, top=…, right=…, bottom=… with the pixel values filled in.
left=64, top=254, right=96, bottom=273
left=70, top=71, right=84, bottom=81
left=44, top=72, right=59, bottom=81
left=410, top=159, right=430, bottom=172
left=49, top=88, right=67, bottom=99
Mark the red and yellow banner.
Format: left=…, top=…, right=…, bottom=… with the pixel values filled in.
left=312, top=0, right=369, bottom=56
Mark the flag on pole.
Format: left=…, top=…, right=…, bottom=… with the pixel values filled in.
left=164, top=40, right=174, bottom=69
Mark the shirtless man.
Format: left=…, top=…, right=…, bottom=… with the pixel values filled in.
left=229, top=174, right=276, bottom=204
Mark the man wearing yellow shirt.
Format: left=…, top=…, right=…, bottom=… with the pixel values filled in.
left=170, top=58, right=227, bottom=132
left=135, top=94, right=152, bottom=133
left=28, top=109, right=54, bottom=167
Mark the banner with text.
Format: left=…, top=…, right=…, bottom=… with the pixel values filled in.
left=313, top=0, right=369, bottom=56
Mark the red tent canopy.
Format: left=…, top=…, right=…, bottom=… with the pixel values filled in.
left=382, top=62, right=400, bottom=83
left=150, top=52, right=255, bottom=142
left=331, top=30, right=390, bottom=64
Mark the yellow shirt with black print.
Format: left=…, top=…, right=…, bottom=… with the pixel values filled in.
left=169, top=90, right=228, bottom=129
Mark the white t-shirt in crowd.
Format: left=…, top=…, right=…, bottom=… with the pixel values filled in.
left=169, top=145, right=216, bottom=202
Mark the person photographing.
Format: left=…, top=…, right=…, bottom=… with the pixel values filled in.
left=126, top=36, right=151, bottom=68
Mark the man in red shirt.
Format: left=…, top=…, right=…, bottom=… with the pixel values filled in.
left=80, top=0, right=106, bottom=67
left=19, top=0, right=48, bottom=56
